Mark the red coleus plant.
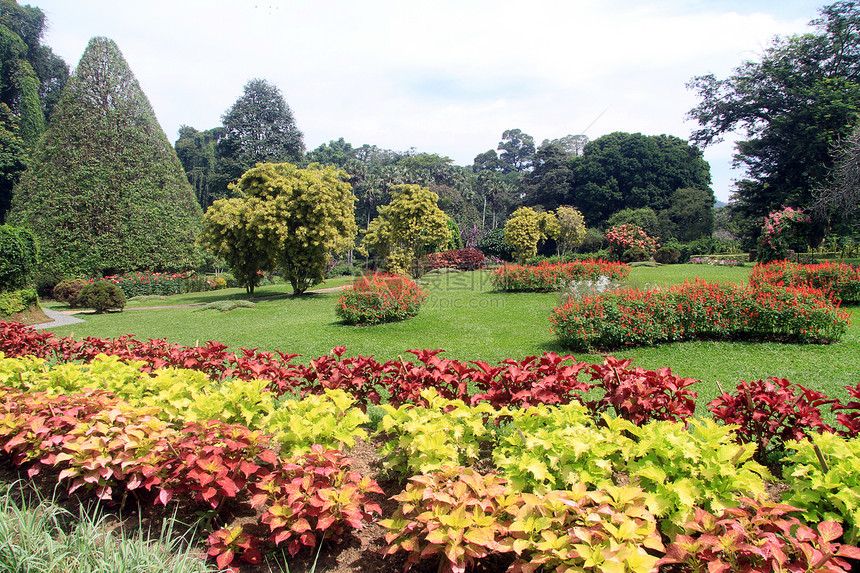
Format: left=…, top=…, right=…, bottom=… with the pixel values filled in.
left=658, top=498, right=860, bottom=573
left=249, top=444, right=382, bottom=556
left=708, top=377, right=834, bottom=465
left=207, top=525, right=263, bottom=572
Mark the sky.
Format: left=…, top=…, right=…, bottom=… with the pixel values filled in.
left=31, top=0, right=830, bottom=202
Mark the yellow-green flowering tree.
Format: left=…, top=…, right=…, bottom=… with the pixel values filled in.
left=199, top=162, right=356, bottom=295
left=504, top=207, right=559, bottom=263
left=555, top=206, right=587, bottom=259
left=361, top=184, right=450, bottom=276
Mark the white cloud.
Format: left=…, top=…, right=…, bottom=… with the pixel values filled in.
left=33, top=0, right=824, bottom=201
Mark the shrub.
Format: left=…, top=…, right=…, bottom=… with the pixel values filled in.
left=0, top=288, right=37, bottom=316
left=491, top=260, right=630, bottom=292
left=654, top=245, right=681, bottom=264
left=622, top=246, right=649, bottom=262
left=52, top=279, right=87, bottom=307
left=424, top=248, right=485, bottom=271
left=0, top=224, right=39, bottom=291
left=336, top=274, right=427, bottom=325
left=605, top=223, right=659, bottom=261
left=95, top=271, right=215, bottom=299
left=550, top=280, right=850, bottom=351
left=76, top=281, right=126, bottom=313
left=750, top=260, right=860, bottom=303
left=758, top=206, right=810, bottom=263
left=476, top=228, right=512, bottom=260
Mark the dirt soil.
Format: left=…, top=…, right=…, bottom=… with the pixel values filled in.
left=3, top=305, right=51, bottom=326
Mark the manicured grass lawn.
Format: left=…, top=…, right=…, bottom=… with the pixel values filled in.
left=43, top=264, right=859, bottom=409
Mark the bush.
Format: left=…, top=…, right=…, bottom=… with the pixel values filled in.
left=0, top=288, right=38, bottom=316
left=654, top=246, right=681, bottom=264
left=76, top=281, right=126, bottom=313
left=424, top=248, right=485, bottom=271
left=336, top=274, right=428, bottom=325
left=53, top=279, right=88, bottom=307
left=550, top=280, right=850, bottom=351
left=750, top=260, right=860, bottom=303
left=96, top=271, right=215, bottom=299
left=491, top=260, right=630, bottom=292
left=621, top=246, right=649, bottom=263
left=0, top=225, right=39, bottom=291
left=476, top=228, right=512, bottom=260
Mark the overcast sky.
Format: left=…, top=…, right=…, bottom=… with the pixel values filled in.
left=31, top=0, right=829, bottom=202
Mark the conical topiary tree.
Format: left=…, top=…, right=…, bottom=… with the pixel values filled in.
left=10, top=36, right=202, bottom=277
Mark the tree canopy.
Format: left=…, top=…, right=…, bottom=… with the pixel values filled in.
left=215, top=78, right=304, bottom=197
left=688, top=1, right=860, bottom=237
left=10, top=36, right=202, bottom=277
left=199, top=162, right=356, bottom=295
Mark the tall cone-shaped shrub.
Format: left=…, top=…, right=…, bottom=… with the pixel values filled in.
left=10, top=37, right=202, bottom=276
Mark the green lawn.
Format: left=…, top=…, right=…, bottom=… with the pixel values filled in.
left=42, top=264, right=859, bottom=407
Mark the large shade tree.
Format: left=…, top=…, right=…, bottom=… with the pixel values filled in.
left=199, top=162, right=356, bottom=295
left=688, top=1, right=860, bottom=240
left=10, top=37, right=202, bottom=276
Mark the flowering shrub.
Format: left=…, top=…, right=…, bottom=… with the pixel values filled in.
left=491, top=260, right=629, bottom=292
left=93, top=271, right=216, bottom=298
left=605, top=223, right=659, bottom=261
left=550, top=280, right=851, bottom=351
left=750, top=260, right=860, bottom=303
left=424, top=248, right=485, bottom=271
left=336, top=274, right=428, bottom=325
left=758, top=206, right=810, bottom=263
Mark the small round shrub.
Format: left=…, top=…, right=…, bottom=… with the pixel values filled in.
left=52, top=279, right=88, bottom=307
left=621, top=247, right=649, bottom=263
left=336, top=274, right=428, bottom=325
left=213, top=276, right=228, bottom=289
left=654, top=246, right=681, bottom=264
left=76, top=281, right=126, bottom=313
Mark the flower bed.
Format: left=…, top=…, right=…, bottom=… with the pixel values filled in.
left=688, top=256, right=745, bottom=267
left=336, top=274, right=428, bottom=325
left=424, top=248, right=485, bottom=271
left=750, top=260, right=860, bottom=303
left=550, top=279, right=851, bottom=351
left=490, top=260, right=630, bottom=292
left=93, top=271, right=217, bottom=299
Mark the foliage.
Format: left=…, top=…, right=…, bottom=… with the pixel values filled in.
left=567, top=132, right=713, bottom=225
left=361, top=183, right=451, bottom=276
left=424, top=248, right=485, bottom=271
left=0, top=286, right=34, bottom=315
left=0, top=103, right=28, bottom=222
left=503, top=484, right=664, bottom=573
left=95, top=270, right=216, bottom=299
left=758, top=206, right=811, bottom=263
left=380, top=466, right=513, bottom=573
left=783, top=431, right=860, bottom=545
left=551, top=279, right=851, bottom=351
left=553, top=205, right=587, bottom=258
left=51, top=278, right=86, bottom=307
left=750, top=260, right=860, bottom=303
left=377, top=389, right=499, bottom=477
left=605, top=223, right=659, bottom=261
left=215, top=78, right=304, bottom=197
left=264, top=389, right=369, bottom=457
left=0, top=223, right=36, bottom=290
left=816, top=121, right=860, bottom=228
left=476, top=227, right=512, bottom=260
left=336, top=273, right=427, bottom=325
left=490, top=260, right=629, bottom=292
left=75, top=280, right=126, bottom=313
left=688, top=2, right=860, bottom=241
left=9, top=37, right=201, bottom=277
left=503, top=207, right=559, bottom=264
left=658, top=499, right=860, bottom=573
left=654, top=246, right=681, bottom=264
left=200, top=162, right=357, bottom=295
left=708, top=377, right=834, bottom=465
left=174, top=125, right=223, bottom=209
left=665, top=187, right=716, bottom=241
